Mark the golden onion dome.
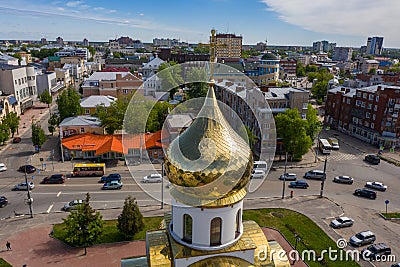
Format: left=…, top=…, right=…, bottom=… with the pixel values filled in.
left=164, top=81, right=253, bottom=207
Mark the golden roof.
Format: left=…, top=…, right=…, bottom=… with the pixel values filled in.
left=165, top=82, right=253, bottom=206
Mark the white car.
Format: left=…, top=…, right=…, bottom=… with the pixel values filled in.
left=0, top=163, right=7, bottom=172
left=142, top=174, right=162, bottom=183
left=251, top=169, right=265, bottom=179
left=63, top=199, right=84, bottom=211
left=279, top=173, right=297, bottom=181
left=12, top=182, right=34, bottom=191
left=330, top=216, right=354, bottom=228
left=365, top=181, right=387, bottom=191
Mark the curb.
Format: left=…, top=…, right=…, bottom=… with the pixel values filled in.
left=378, top=213, right=400, bottom=221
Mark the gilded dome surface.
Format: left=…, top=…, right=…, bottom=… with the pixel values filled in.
left=164, top=82, right=253, bottom=206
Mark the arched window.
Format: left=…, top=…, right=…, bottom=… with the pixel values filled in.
left=183, top=214, right=192, bottom=243
left=210, top=217, right=222, bottom=246
left=235, top=209, right=241, bottom=234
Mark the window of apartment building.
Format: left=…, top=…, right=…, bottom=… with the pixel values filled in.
left=347, top=98, right=351, bottom=104
left=369, top=94, right=374, bottom=101
left=363, top=93, right=367, bottom=99
left=376, top=96, right=379, bottom=102
left=303, top=103, right=308, bottom=109
left=371, top=123, right=374, bottom=129
left=85, top=109, right=90, bottom=114
left=353, top=117, right=358, bottom=124
left=356, top=100, right=361, bottom=107
left=123, top=89, right=129, bottom=94
left=18, top=79, right=21, bottom=85
left=366, top=112, right=370, bottom=119
left=364, top=121, right=369, bottom=127
left=367, top=103, right=372, bottom=109
left=374, top=105, right=378, bottom=111
left=332, top=103, right=336, bottom=108
left=361, top=102, right=366, bottom=108
left=357, top=92, right=361, bottom=97
left=14, top=80, right=17, bottom=85
left=372, top=114, right=376, bottom=120
left=80, top=128, right=85, bottom=133
left=111, top=83, right=113, bottom=88
left=342, top=98, right=345, bottom=103
left=24, top=77, right=27, bottom=82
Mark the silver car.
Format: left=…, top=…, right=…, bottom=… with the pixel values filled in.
left=365, top=181, right=387, bottom=191
left=142, top=174, right=162, bottom=183
left=279, top=173, right=297, bottom=181
left=102, top=181, right=123, bottom=190
left=349, top=231, right=376, bottom=246
left=12, top=182, right=35, bottom=191
left=330, top=216, right=354, bottom=228
left=333, top=175, right=354, bottom=184
left=63, top=199, right=84, bottom=211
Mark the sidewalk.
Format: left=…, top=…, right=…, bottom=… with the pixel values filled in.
left=0, top=196, right=342, bottom=267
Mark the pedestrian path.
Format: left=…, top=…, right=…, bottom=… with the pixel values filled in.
left=317, top=150, right=365, bottom=162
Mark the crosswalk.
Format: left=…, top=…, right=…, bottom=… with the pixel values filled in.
left=317, top=151, right=365, bottom=162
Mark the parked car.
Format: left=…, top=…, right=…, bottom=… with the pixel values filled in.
left=364, top=154, right=380, bottom=165
left=0, top=163, right=7, bottom=172
left=328, top=137, right=340, bottom=150
left=391, top=263, right=400, bottom=267
left=12, top=137, right=22, bottom=143
left=333, top=175, right=354, bottom=184
left=102, top=181, right=123, bottom=190
left=12, top=182, right=35, bottom=191
left=365, top=181, right=387, bottom=191
left=349, top=231, right=376, bottom=247
left=354, top=188, right=377, bottom=199
left=304, top=170, right=326, bottom=180
left=99, top=173, right=122, bottom=183
left=279, top=173, right=297, bottom=181
left=17, top=165, right=36, bottom=174
left=63, top=199, right=84, bottom=211
left=142, top=174, right=162, bottom=183
left=361, top=243, right=391, bottom=260
left=288, top=180, right=309, bottom=189
left=330, top=216, right=354, bottom=228
left=0, top=196, right=8, bottom=208
left=253, top=161, right=268, bottom=172
left=41, top=174, right=65, bottom=184
left=251, top=169, right=265, bottom=179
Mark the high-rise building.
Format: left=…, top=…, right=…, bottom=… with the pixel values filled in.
left=83, top=38, right=89, bottom=46
left=56, top=36, right=64, bottom=45
left=312, top=40, right=336, bottom=52
left=40, top=38, right=47, bottom=45
left=366, top=37, right=384, bottom=55
left=332, top=47, right=353, bottom=62
left=213, top=32, right=242, bottom=58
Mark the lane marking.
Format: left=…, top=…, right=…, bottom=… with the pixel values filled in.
left=57, top=191, right=61, bottom=197
left=47, top=203, right=54, bottom=213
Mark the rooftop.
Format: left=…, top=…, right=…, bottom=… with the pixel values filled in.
left=80, top=95, right=117, bottom=108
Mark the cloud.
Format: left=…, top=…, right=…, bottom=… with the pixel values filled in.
left=139, top=13, right=144, bottom=16
left=57, top=7, right=64, bottom=11
left=66, top=1, right=84, bottom=7
left=108, top=9, right=117, bottom=13
left=260, top=0, right=400, bottom=45
left=94, top=7, right=105, bottom=11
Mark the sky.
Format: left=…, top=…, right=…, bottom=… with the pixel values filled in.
left=0, top=0, right=400, bottom=48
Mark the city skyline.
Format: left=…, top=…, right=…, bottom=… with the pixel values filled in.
left=1, top=0, right=400, bottom=48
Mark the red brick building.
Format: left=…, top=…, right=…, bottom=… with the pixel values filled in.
left=325, top=85, right=400, bottom=147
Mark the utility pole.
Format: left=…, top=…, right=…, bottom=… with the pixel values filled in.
left=161, top=162, right=164, bottom=209
left=319, top=154, right=328, bottom=198
left=25, top=164, right=33, bottom=218
left=281, top=151, right=288, bottom=199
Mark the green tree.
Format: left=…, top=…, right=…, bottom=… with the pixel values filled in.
left=56, top=88, right=82, bottom=122
left=112, top=51, right=121, bottom=58
left=275, top=109, right=312, bottom=161
left=158, top=61, right=184, bottom=98
left=63, top=193, right=104, bottom=247
left=296, top=61, right=306, bottom=77
left=368, top=68, right=376, bottom=75
left=146, top=101, right=171, bottom=133
left=95, top=97, right=130, bottom=134
left=39, top=91, right=52, bottom=108
left=245, top=126, right=257, bottom=153
left=0, top=123, right=10, bottom=145
left=31, top=122, right=47, bottom=149
left=48, top=113, right=60, bottom=136
left=2, top=112, right=20, bottom=137
left=185, top=67, right=208, bottom=99
left=305, top=104, right=322, bottom=140
left=117, top=196, right=144, bottom=239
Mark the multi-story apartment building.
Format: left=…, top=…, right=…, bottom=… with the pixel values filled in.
left=0, top=64, right=37, bottom=112
left=356, top=73, right=400, bottom=86
left=56, top=36, right=64, bottom=46
left=55, top=48, right=89, bottom=60
left=263, top=87, right=310, bottom=118
left=245, top=54, right=280, bottom=85
left=325, top=85, right=400, bottom=147
left=83, top=38, right=89, bottom=47
left=81, top=71, right=143, bottom=97
left=332, top=47, right=353, bottom=62
left=358, top=58, right=380, bottom=74
left=279, top=58, right=297, bottom=78
left=214, top=33, right=242, bottom=59
left=153, top=38, right=179, bottom=47
left=158, top=47, right=210, bottom=63
left=366, top=37, right=384, bottom=55
left=0, top=52, right=18, bottom=66
left=312, top=40, right=336, bottom=52
left=36, top=71, right=64, bottom=95
left=141, top=56, right=165, bottom=80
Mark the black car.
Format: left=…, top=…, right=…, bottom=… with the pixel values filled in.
left=0, top=196, right=8, bottom=208
left=99, top=173, right=122, bottom=183
left=364, top=154, right=380, bottom=165
left=354, top=188, right=377, bottom=199
left=289, top=180, right=309, bottom=189
left=17, top=165, right=36, bottom=174
left=41, top=174, right=65, bottom=184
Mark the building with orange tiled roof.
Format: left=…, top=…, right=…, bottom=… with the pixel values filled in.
left=61, top=131, right=163, bottom=161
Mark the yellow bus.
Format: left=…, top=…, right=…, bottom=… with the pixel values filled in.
left=72, top=163, right=106, bottom=177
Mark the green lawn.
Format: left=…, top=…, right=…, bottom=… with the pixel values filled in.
left=382, top=212, right=400, bottom=219
left=53, top=209, right=359, bottom=267
left=0, top=258, right=12, bottom=267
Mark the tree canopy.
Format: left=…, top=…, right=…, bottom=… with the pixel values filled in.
left=275, top=109, right=313, bottom=161
left=185, top=67, right=208, bottom=99
left=158, top=61, right=184, bottom=98
left=308, top=69, right=334, bottom=100
left=95, top=96, right=130, bottom=134
left=117, top=196, right=144, bottom=239
left=2, top=112, right=20, bottom=138
left=305, top=104, right=322, bottom=140
left=56, top=88, right=82, bottom=122
left=39, top=91, right=52, bottom=107
left=63, top=193, right=104, bottom=247
left=31, top=122, right=46, bottom=149
left=0, top=123, right=10, bottom=145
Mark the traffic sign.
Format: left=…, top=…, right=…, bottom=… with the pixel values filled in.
left=385, top=200, right=390, bottom=205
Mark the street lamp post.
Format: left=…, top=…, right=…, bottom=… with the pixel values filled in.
left=319, top=154, right=328, bottom=198
left=25, top=160, right=33, bottom=218
left=281, top=151, right=288, bottom=199
left=161, top=162, right=164, bottom=209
